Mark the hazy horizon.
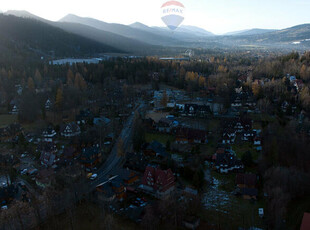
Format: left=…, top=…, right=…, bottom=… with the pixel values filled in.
left=1, top=0, right=310, bottom=34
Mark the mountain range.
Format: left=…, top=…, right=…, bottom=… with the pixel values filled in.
left=224, top=28, right=277, bottom=36
left=1, top=10, right=310, bottom=60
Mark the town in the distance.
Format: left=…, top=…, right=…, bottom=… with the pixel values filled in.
left=0, top=6, right=310, bottom=230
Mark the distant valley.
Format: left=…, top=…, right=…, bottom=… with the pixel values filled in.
left=1, top=10, right=310, bottom=62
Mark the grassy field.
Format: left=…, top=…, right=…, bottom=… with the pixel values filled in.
left=232, top=143, right=260, bottom=161
left=250, top=114, right=275, bottom=122
left=145, top=132, right=175, bottom=145
left=204, top=171, right=266, bottom=229
left=0, top=114, right=18, bottom=128
left=201, top=198, right=266, bottom=229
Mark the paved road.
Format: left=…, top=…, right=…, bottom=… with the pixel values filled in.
left=89, top=102, right=145, bottom=190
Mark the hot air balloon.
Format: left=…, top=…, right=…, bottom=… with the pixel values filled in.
left=161, top=1, right=185, bottom=30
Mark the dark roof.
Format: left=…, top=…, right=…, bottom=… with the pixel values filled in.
left=124, top=152, right=147, bottom=172
left=301, top=213, right=310, bottom=230
left=76, top=109, right=93, bottom=120
left=146, top=141, right=167, bottom=157
left=176, top=127, right=207, bottom=140
left=80, top=146, right=100, bottom=164
left=60, top=122, right=80, bottom=134
left=215, top=153, right=243, bottom=168
left=0, top=185, right=18, bottom=202
left=241, top=188, right=258, bottom=196
left=236, top=173, right=257, bottom=186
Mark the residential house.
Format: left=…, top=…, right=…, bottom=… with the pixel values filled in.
left=222, top=128, right=236, bottom=144
left=143, top=141, right=168, bottom=159
left=45, top=99, right=52, bottom=110
left=60, top=122, right=81, bottom=137
left=111, top=178, right=126, bottom=200
left=124, top=152, right=147, bottom=172
left=0, top=124, right=23, bottom=142
left=294, top=80, right=304, bottom=92
left=254, top=136, right=262, bottom=145
left=10, top=105, right=19, bottom=115
left=42, top=125, right=57, bottom=142
left=119, top=168, right=139, bottom=185
left=214, top=151, right=244, bottom=174
left=183, top=216, right=200, bottom=230
left=93, top=116, right=111, bottom=127
left=96, top=183, right=116, bottom=202
left=241, top=130, right=256, bottom=141
left=104, top=133, right=114, bottom=145
left=140, top=166, right=175, bottom=198
left=157, top=118, right=173, bottom=133
left=143, top=118, right=155, bottom=131
left=61, top=146, right=77, bottom=165
left=76, top=109, right=94, bottom=125
left=240, top=188, right=258, bottom=200
left=289, top=75, right=297, bottom=82
left=36, top=168, right=54, bottom=188
left=39, top=142, right=57, bottom=166
left=234, top=118, right=252, bottom=133
left=281, top=101, right=289, bottom=113
left=231, top=95, right=242, bottom=108
left=183, top=104, right=211, bottom=117
left=175, top=127, right=208, bottom=144
left=236, top=173, right=257, bottom=188
left=80, top=146, right=102, bottom=168
left=300, top=213, right=310, bottom=230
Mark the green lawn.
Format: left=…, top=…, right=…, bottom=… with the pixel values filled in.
left=232, top=143, right=260, bottom=161
left=201, top=198, right=266, bottom=229
left=253, top=121, right=262, bottom=130
left=0, top=114, right=18, bottom=128
left=145, top=132, right=175, bottom=145
left=204, top=171, right=266, bottom=229
left=207, top=119, right=221, bottom=132
left=250, top=114, right=275, bottom=122
left=211, top=171, right=236, bottom=192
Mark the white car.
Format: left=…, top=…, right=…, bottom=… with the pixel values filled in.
left=90, top=174, right=98, bottom=180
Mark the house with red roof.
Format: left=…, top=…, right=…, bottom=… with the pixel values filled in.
left=300, top=213, right=310, bottom=230
left=140, top=166, right=175, bottom=198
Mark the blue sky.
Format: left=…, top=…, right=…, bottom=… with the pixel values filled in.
left=1, top=0, right=310, bottom=34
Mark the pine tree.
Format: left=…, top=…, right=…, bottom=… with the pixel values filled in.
left=34, top=69, right=42, bottom=86
left=27, top=77, right=35, bottom=91
left=55, top=88, right=63, bottom=110
left=160, top=90, right=168, bottom=107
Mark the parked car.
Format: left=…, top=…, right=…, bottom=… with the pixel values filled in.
left=90, top=174, right=98, bottom=180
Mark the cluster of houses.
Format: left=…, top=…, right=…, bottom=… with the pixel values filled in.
left=231, top=90, right=256, bottom=112
left=287, top=75, right=304, bottom=93
left=212, top=146, right=244, bottom=174
left=221, top=117, right=262, bottom=150
left=0, top=124, right=23, bottom=142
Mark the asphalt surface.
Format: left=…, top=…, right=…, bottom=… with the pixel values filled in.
left=89, top=102, right=145, bottom=190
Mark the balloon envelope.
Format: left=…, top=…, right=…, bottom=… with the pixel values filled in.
left=161, top=1, right=185, bottom=30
